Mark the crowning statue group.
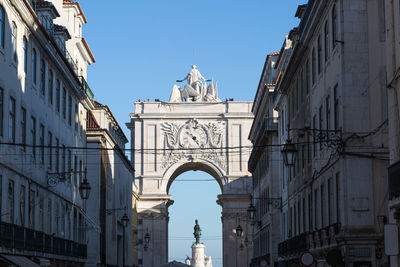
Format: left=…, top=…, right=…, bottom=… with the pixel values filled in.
left=169, top=65, right=221, bottom=102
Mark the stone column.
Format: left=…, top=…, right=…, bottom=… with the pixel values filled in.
left=138, top=194, right=173, bottom=267
left=191, top=243, right=206, bottom=267
left=217, top=194, right=252, bottom=267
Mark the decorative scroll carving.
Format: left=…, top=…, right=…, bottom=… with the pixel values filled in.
left=161, top=119, right=226, bottom=170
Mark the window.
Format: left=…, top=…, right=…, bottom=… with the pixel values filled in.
left=0, top=88, right=3, bottom=136
left=20, top=185, right=25, bottom=226
left=62, top=87, right=66, bottom=119
left=306, top=60, right=310, bottom=94
left=61, top=205, right=65, bottom=237
left=32, top=49, right=37, bottom=84
left=21, top=107, right=26, bottom=150
left=11, top=22, right=17, bottom=61
left=328, top=178, right=333, bottom=224
left=74, top=155, right=77, bottom=187
left=319, top=106, right=323, bottom=149
left=9, top=97, right=15, bottom=142
left=68, top=96, right=72, bottom=125
left=314, top=189, right=318, bottom=229
left=48, top=70, right=53, bottom=104
left=29, top=189, right=35, bottom=228
left=39, top=196, right=44, bottom=231
left=47, top=199, right=52, bottom=233
left=324, top=20, right=329, bottom=62
left=294, top=80, right=298, bottom=112
left=0, top=5, right=4, bottom=48
left=55, top=138, right=60, bottom=172
left=80, top=160, right=84, bottom=188
left=334, top=84, right=339, bottom=130
left=68, top=149, right=72, bottom=182
left=75, top=104, right=78, bottom=131
left=302, top=197, right=306, bottom=233
left=48, top=131, right=52, bottom=169
left=332, top=4, right=337, bottom=49
left=40, top=59, right=46, bottom=96
left=321, top=184, right=325, bottom=227
left=8, top=180, right=14, bottom=223
left=56, top=79, right=60, bottom=112
left=30, top=116, right=36, bottom=157
left=55, top=203, right=59, bottom=236
left=23, top=37, right=28, bottom=73
left=39, top=124, right=44, bottom=165
left=300, top=70, right=304, bottom=103
left=336, top=172, right=340, bottom=223
left=62, top=144, right=66, bottom=173
left=326, top=95, right=331, bottom=131
left=313, top=115, right=316, bottom=156
left=318, top=35, right=322, bottom=74
left=308, top=193, right=312, bottom=231
left=312, top=48, right=316, bottom=85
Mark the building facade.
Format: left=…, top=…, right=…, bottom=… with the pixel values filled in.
left=86, top=102, right=135, bottom=267
left=0, top=0, right=95, bottom=265
left=248, top=52, right=281, bottom=267
left=250, top=0, right=390, bottom=266
left=385, top=0, right=400, bottom=266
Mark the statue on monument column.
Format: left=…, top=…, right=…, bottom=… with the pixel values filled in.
left=193, top=219, right=202, bottom=244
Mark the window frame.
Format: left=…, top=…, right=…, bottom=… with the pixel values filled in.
left=0, top=5, right=5, bottom=48
left=9, top=97, right=15, bottom=142
left=32, top=48, right=37, bottom=84
left=22, top=37, right=29, bottom=74
left=11, top=21, right=17, bottom=61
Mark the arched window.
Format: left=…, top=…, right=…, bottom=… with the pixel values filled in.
left=11, top=22, right=17, bottom=61
left=32, top=48, right=37, bottom=84
left=0, top=5, right=4, bottom=48
left=23, top=37, right=28, bottom=73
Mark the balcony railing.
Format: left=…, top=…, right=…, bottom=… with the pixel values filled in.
left=278, top=232, right=309, bottom=257
left=278, top=223, right=341, bottom=257
left=32, top=3, right=95, bottom=103
left=0, top=221, right=87, bottom=259
left=79, top=76, right=94, bottom=103
left=39, top=15, right=54, bottom=37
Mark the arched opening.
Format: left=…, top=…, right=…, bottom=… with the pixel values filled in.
left=168, top=170, right=222, bottom=267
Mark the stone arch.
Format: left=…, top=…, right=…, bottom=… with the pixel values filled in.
left=163, top=159, right=227, bottom=194
left=127, top=101, right=254, bottom=267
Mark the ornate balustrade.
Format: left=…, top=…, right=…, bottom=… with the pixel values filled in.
left=278, top=223, right=341, bottom=257
left=0, top=221, right=86, bottom=258
left=278, top=232, right=309, bottom=257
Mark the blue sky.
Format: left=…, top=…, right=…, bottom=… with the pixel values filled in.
left=78, top=1, right=304, bottom=265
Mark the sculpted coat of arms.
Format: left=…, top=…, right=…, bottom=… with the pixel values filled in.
left=161, top=119, right=226, bottom=170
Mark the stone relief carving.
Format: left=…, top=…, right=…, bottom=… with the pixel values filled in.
left=161, top=119, right=226, bottom=170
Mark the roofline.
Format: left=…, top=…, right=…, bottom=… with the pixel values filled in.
left=94, top=102, right=129, bottom=143
left=82, top=38, right=96, bottom=63
left=251, top=52, right=280, bottom=112
left=63, top=1, right=87, bottom=23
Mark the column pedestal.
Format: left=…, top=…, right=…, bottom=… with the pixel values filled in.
left=191, top=243, right=206, bottom=267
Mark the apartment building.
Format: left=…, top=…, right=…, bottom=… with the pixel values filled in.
left=0, top=0, right=95, bottom=265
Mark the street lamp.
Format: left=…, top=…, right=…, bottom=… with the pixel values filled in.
left=79, top=169, right=91, bottom=201
left=144, top=232, right=150, bottom=244
left=247, top=202, right=256, bottom=221
left=281, top=139, right=297, bottom=166
left=236, top=223, right=243, bottom=237
left=121, top=213, right=129, bottom=267
left=121, top=213, right=129, bottom=227
left=144, top=231, right=150, bottom=251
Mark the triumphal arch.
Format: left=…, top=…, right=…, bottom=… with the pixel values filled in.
left=127, top=66, right=254, bottom=267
